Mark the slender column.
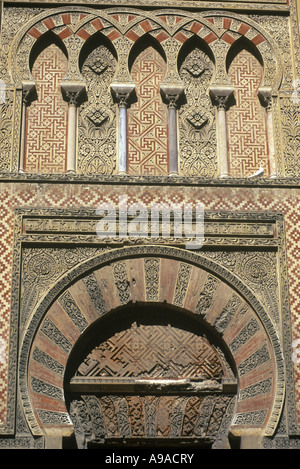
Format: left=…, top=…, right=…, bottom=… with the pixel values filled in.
left=210, top=86, right=234, bottom=179
left=258, top=88, right=276, bottom=178
left=19, top=95, right=27, bottom=173
left=118, top=97, right=128, bottom=174
left=111, top=83, right=135, bottom=175
left=66, top=94, right=78, bottom=173
left=216, top=96, right=230, bottom=178
left=266, top=100, right=276, bottom=178
left=19, top=82, right=35, bottom=173
left=168, top=97, right=179, bottom=176
left=265, top=97, right=276, bottom=178
left=61, top=82, right=85, bottom=174
left=160, top=85, right=184, bottom=177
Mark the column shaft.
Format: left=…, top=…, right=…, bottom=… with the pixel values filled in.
left=19, top=82, right=35, bottom=173
left=19, top=101, right=27, bottom=173
left=266, top=107, right=276, bottom=178
left=168, top=105, right=178, bottom=176
left=217, top=105, right=229, bottom=178
left=118, top=103, right=127, bottom=174
left=61, top=82, right=86, bottom=175
left=66, top=103, right=77, bottom=173
left=209, top=86, right=234, bottom=179
left=110, top=83, right=135, bottom=176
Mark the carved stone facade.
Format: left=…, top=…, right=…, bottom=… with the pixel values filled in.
left=0, top=0, right=299, bottom=451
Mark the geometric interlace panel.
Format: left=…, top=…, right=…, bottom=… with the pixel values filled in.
left=76, top=321, right=224, bottom=380
left=127, top=47, right=168, bottom=176
left=25, top=43, right=68, bottom=173
left=226, top=48, right=269, bottom=177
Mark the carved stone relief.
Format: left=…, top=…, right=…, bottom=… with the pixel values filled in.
left=178, top=46, right=216, bottom=177
left=20, top=246, right=106, bottom=328
left=78, top=44, right=117, bottom=174
left=279, top=96, right=300, bottom=177
left=0, top=1, right=299, bottom=451
left=69, top=394, right=236, bottom=448
left=202, top=250, right=280, bottom=324
left=249, top=14, right=292, bottom=91
left=0, top=88, right=14, bottom=171
left=15, top=231, right=287, bottom=441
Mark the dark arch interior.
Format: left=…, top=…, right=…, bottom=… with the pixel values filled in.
left=128, top=33, right=167, bottom=72
left=78, top=31, right=118, bottom=72
left=226, top=36, right=263, bottom=72
left=63, top=302, right=238, bottom=449
left=177, top=35, right=215, bottom=108
left=29, top=30, right=68, bottom=72
left=177, top=34, right=215, bottom=71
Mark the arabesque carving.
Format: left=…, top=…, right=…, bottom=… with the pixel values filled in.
left=178, top=46, right=217, bottom=177
left=78, top=44, right=117, bottom=174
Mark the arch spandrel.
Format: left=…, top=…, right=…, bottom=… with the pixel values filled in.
left=20, top=246, right=284, bottom=443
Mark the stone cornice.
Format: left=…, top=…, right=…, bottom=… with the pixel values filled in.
left=2, top=0, right=291, bottom=14
left=0, top=172, right=299, bottom=188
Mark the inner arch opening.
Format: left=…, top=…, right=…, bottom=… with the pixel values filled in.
left=64, top=303, right=237, bottom=449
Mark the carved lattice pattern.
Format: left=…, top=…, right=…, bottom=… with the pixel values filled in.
left=25, top=43, right=68, bottom=173
left=127, top=47, right=168, bottom=175
left=226, top=49, right=269, bottom=177
left=76, top=320, right=224, bottom=379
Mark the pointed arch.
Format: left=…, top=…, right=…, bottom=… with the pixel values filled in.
left=128, top=33, right=167, bottom=72
left=78, top=30, right=118, bottom=72
left=226, top=36, right=264, bottom=75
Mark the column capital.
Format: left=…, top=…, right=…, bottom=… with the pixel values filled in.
left=160, top=84, right=185, bottom=109
left=110, top=82, right=135, bottom=107
left=215, top=95, right=230, bottom=110
left=258, top=86, right=273, bottom=110
left=22, top=81, right=36, bottom=106
left=61, top=81, right=86, bottom=106
left=209, top=85, right=234, bottom=111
